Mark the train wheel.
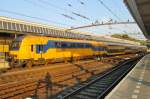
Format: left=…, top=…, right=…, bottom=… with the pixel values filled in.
left=64, top=58, right=68, bottom=63
left=9, top=61, right=15, bottom=69
left=26, top=61, right=32, bottom=68
left=45, top=60, right=49, bottom=66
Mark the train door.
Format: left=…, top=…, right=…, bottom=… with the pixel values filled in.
left=30, top=44, right=34, bottom=59
left=36, top=44, right=44, bottom=59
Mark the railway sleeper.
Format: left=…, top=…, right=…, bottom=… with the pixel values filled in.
left=0, top=80, right=36, bottom=92
left=72, top=94, right=96, bottom=99
left=84, top=89, right=101, bottom=93
left=88, top=86, right=106, bottom=90
left=80, top=91, right=99, bottom=97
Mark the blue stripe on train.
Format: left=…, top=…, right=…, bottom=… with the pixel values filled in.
left=36, top=40, right=106, bottom=53
left=36, top=41, right=55, bottom=53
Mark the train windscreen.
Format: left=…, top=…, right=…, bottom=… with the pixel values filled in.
left=10, top=36, right=24, bottom=50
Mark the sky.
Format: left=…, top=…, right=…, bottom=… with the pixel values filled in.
left=0, top=0, right=145, bottom=39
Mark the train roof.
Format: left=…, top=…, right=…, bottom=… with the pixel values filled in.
left=91, top=35, right=140, bottom=46
left=20, top=35, right=105, bottom=46
left=20, top=35, right=145, bottom=48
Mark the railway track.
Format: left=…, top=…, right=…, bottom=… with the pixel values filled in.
left=0, top=54, right=138, bottom=98
left=0, top=59, right=113, bottom=98
left=55, top=56, right=142, bottom=99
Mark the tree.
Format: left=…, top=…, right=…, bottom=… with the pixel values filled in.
left=111, top=34, right=146, bottom=46
left=146, top=40, right=150, bottom=48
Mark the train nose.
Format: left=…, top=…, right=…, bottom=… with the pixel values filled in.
left=9, top=51, right=18, bottom=58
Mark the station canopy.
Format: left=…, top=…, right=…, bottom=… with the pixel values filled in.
left=124, top=0, right=150, bottom=39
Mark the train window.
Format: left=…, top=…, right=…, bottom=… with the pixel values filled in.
left=38, top=45, right=41, bottom=52
left=81, top=44, right=84, bottom=48
left=75, top=43, right=78, bottom=48
left=98, top=47, right=100, bottom=50
left=10, top=36, right=24, bottom=50
left=85, top=44, right=88, bottom=48
left=72, top=43, right=75, bottom=48
left=67, top=42, right=70, bottom=48
left=103, top=47, right=107, bottom=51
left=79, top=43, right=81, bottom=48
left=61, top=42, right=67, bottom=48
left=92, top=46, right=96, bottom=50
left=55, top=42, right=61, bottom=48
left=100, top=47, right=104, bottom=51
left=11, top=41, right=21, bottom=50
left=85, top=44, right=87, bottom=48
left=47, top=41, right=55, bottom=48
left=31, top=45, right=33, bottom=52
left=100, top=47, right=102, bottom=51
left=80, top=43, right=83, bottom=48
left=76, top=43, right=80, bottom=48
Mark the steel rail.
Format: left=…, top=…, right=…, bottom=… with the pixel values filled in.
left=56, top=56, right=142, bottom=99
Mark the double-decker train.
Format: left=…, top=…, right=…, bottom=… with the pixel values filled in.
left=8, top=35, right=147, bottom=68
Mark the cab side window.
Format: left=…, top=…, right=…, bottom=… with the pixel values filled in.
left=31, top=45, right=33, bottom=52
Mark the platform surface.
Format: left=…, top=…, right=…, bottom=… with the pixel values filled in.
left=106, top=54, right=150, bottom=99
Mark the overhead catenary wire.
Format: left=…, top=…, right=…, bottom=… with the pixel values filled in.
left=108, top=0, right=133, bottom=32
left=97, top=0, right=122, bottom=21
left=61, top=14, right=76, bottom=20
left=96, top=0, right=142, bottom=37
left=24, top=0, right=143, bottom=39
left=23, top=0, right=77, bottom=21
left=77, top=0, right=85, bottom=5
left=65, top=0, right=91, bottom=20
left=105, top=0, right=142, bottom=38
left=24, top=0, right=91, bottom=24
left=37, top=0, right=91, bottom=21
left=72, top=12, right=90, bottom=20
left=0, top=9, right=70, bottom=27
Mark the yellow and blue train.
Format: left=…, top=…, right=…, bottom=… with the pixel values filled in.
left=9, top=35, right=107, bottom=67
left=8, top=35, right=147, bottom=68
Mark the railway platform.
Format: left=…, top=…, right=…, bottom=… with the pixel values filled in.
left=106, top=54, right=150, bottom=99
